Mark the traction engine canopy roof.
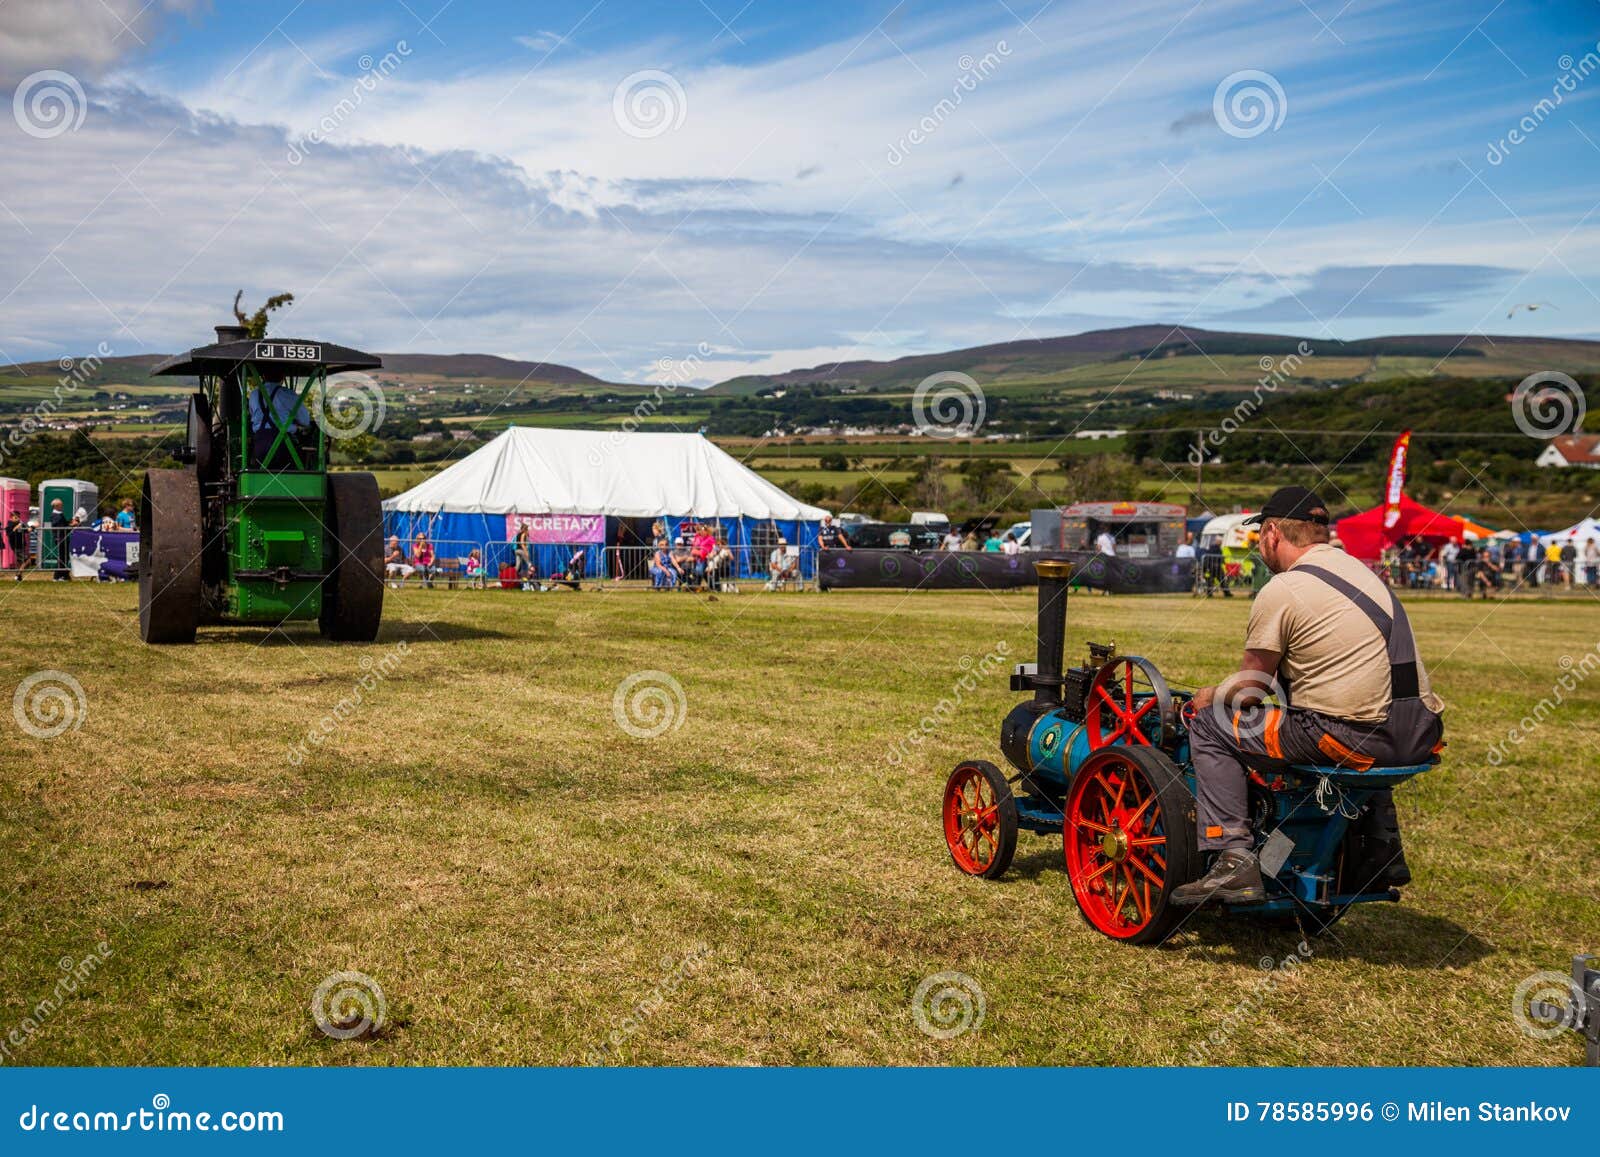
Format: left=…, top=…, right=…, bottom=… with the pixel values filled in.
left=152, top=326, right=381, bottom=377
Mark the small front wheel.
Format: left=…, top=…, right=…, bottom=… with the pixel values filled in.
left=942, top=760, right=1018, bottom=879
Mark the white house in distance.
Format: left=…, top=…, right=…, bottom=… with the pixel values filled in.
left=1536, top=434, right=1600, bottom=469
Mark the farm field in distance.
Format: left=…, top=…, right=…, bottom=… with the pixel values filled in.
left=1, top=582, right=1594, bottom=1066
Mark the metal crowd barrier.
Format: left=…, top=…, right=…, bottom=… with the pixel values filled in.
left=380, top=541, right=818, bottom=592
left=602, top=545, right=814, bottom=590
left=383, top=539, right=485, bottom=589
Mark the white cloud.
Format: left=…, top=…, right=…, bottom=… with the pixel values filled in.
left=515, top=32, right=568, bottom=53
left=0, top=0, right=1592, bottom=375
left=0, top=0, right=200, bottom=86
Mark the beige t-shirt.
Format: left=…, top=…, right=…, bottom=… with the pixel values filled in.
left=1245, top=543, right=1444, bottom=722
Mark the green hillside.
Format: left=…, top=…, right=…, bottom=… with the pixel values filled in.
left=705, top=326, right=1600, bottom=396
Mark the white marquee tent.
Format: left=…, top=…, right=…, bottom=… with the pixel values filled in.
left=381, top=426, right=828, bottom=574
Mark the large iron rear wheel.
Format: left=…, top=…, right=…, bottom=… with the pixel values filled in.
left=1064, top=745, right=1198, bottom=944
left=138, top=469, right=203, bottom=644
left=320, top=472, right=384, bottom=642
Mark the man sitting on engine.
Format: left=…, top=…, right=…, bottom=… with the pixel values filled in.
left=1174, top=486, right=1445, bottom=906
left=249, top=376, right=311, bottom=468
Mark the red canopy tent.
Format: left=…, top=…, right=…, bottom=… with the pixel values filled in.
left=1335, top=494, right=1471, bottom=561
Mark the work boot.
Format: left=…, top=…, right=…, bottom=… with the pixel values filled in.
left=1171, top=849, right=1264, bottom=906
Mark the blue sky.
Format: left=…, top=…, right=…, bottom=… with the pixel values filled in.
left=2, top=0, right=1598, bottom=383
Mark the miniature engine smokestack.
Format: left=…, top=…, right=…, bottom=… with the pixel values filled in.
left=1031, top=559, right=1073, bottom=705
left=215, top=324, right=248, bottom=343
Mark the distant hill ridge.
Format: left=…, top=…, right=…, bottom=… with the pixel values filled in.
left=7, top=324, right=1600, bottom=393
left=704, top=324, right=1600, bottom=395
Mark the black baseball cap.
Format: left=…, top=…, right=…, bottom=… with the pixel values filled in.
left=1243, top=486, right=1330, bottom=526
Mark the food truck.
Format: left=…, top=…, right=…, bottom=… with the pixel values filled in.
left=1039, top=501, right=1187, bottom=558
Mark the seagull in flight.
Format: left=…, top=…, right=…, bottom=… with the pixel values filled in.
left=1506, top=302, right=1558, bottom=318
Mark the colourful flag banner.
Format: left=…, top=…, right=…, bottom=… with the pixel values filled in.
left=1382, top=430, right=1411, bottom=529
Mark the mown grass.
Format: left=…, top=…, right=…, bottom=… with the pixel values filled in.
left=0, top=580, right=1595, bottom=1066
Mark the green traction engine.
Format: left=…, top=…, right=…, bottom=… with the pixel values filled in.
left=138, top=324, right=385, bottom=644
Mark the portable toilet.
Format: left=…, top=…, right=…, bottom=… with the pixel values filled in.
left=39, top=478, right=98, bottom=524
left=38, top=479, right=97, bottom=569
left=0, top=478, right=27, bottom=569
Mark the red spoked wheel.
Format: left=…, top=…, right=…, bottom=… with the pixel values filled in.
left=942, top=761, right=1018, bottom=879
left=1085, top=655, right=1174, bottom=749
left=1063, top=746, right=1196, bottom=943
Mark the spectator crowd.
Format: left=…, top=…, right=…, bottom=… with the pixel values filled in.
left=1378, top=535, right=1600, bottom=595
left=4, top=498, right=137, bottom=582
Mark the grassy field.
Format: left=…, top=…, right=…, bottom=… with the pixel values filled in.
left=1, top=582, right=1595, bottom=1066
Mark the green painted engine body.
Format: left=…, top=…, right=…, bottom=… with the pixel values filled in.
left=229, top=471, right=327, bottom=621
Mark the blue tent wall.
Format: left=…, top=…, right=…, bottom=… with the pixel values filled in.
left=381, top=510, right=601, bottom=578
left=383, top=510, right=820, bottom=580
left=661, top=516, right=818, bottom=579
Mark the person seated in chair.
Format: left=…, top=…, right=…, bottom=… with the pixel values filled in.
left=464, top=548, right=484, bottom=588
left=670, top=536, right=696, bottom=589
left=248, top=376, right=312, bottom=468
left=383, top=536, right=414, bottom=587
left=705, top=538, right=734, bottom=590
left=649, top=538, right=680, bottom=590
left=767, top=538, right=798, bottom=588
left=1175, top=486, right=1445, bottom=907
left=411, top=533, right=436, bottom=588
